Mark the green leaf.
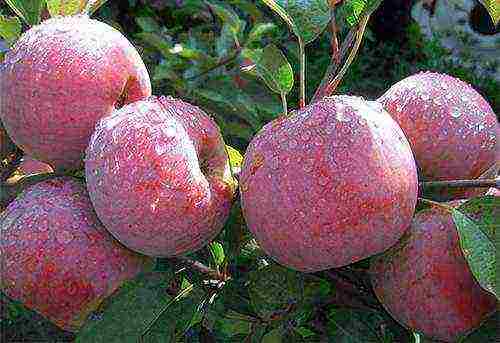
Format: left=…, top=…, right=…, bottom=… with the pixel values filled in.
left=478, top=0, right=500, bottom=26
left=226, top=145, right=243, bottom=171
left=343, top=0, right=382, bottom=27
left=457, top=196, right=499, bottom=242
left=206, top=1, right=245, bottom=38
left=328, top=309, right=404, bottom=342
left=135, top=16, right=161, bottom=32
left=458, top=311, right=499, bottom=342
left=216, top=24, right=236, bottom=58
left=208, top=242, right=225, bottom=268
left=262, top=0, right=330, bottom=44
left=262, top=328, right=284, bottom=343
left=86, top=0, right=110, bottom=14
left=248, top=264, right=303, bottom=321
left=246, top=22, right=278, bottom=46
left=143, top=284, right=205, bottom=341
left=244, top=44, right=294, bottom=95
left=0, top=15, right=21, bottom=46
left=4, top=0, right=44, bottom=26
left=451, top=209, right=497, bottom=300
left=46, top=0, right=86, bottom=16
left=76, top=271, right=176, bottom=342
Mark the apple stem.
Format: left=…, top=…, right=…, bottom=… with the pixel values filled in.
left=298, top=38, right=306, bottom=109
left=311, top=15, right=369, bottom=102
left=281, top=92, right=288, bottom=116
left=419, top=179, right=499, bottom=190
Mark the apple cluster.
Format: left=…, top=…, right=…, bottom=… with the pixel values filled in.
left=0, top=15, right=498, bottom=340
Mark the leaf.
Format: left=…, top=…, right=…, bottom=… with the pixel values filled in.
left=226, top=145, right=243, bottom=169
left=477, top=0, right=500, bottom=25
left=0, top=15, right=21, bottom=46
left=135, top=16, right=161, bottom=32
left=327, top=309, right=405, bottom=342
left=46, top=0, right=86, bottom=16
left=208, top=242, right=225, bottom=268
left=262, top=328, right=284, bottom=343
left=246, top=22, right=278, bottom=46
left=248, top=264, right=303, bottom=321
left=4, top=0, right=44, bottom=26
left=244, top=44, right=294, bottom=95
left=262, top=0, right=330, bottom=44
left=216, top=24, right=236, bottom=58
left=451, top=209, right=497, bottom=299
left=206, top=1, right=245, bottom=38
left=458, top=311, right=499, bottom=342
left=76, top=271, right=176, bottom=342
left=143, top=285, right=206, bottom=341
left=343, top=0, right=382, bottom=27
left=457, top=196, right=499, bottom=242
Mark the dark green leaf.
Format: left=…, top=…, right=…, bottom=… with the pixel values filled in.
left=246, top=22, right=278, bottom=46
left=143, top=285, right=206, bottom=342
left=216, top=24, right=236, bottom=58
left=0, top=15, right=21, bottom=46
left=451, top=209, right=497, bottom=299
left=262, top=0, right=330, bottom=44
left=206, top=2, right=245, bottom=38
left=4, top=0, right=44, bottom=26
left=244, top=44, right=294, bottom=95
left=135, top=16, right=161, bottom=32
left=223, top=200, right=247, bottom=263
left=458, top=311, right=499, bottom=342
left=248, top=264, right=303, bottom=321
left=76, top=271, right=175, bottom=342
left=262, top=328, right=284, bottom=343
left=327, top=309, right=403, bottom=342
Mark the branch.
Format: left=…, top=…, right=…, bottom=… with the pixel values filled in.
left=419, top=179, right=499, bottom=190
left=311, top=23, right=357, bottom=102
left=173, top=256, right=224, bottom=281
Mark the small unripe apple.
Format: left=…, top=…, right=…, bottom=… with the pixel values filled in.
left=85, top=96, right=236, bottom=257
left=370, top=206, right=497, bottom=342
left=239, top=96, right=418, bottom=272
left=378, top=71, right=498, bottom=199
left=0, top=15, right=152, bottom=171
left=0, top=177, right=151, bottom=332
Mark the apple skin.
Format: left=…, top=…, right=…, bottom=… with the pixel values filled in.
left=370, top=206, right=497, bottom=342
left=239, top=96, right=418, bottom=272
left=0, top=15, right=152, bottom=171
left=378, top=71, right=498, bottom=199
left=85, top=96, right=236, bottom=257
left=0, top=177, right=151, bottom=332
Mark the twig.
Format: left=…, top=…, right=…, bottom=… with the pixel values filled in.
left=330, top=7, right=340, bottom=63
left=298, top=38, right=306, bottom=109
left=318, top=15, right=370, bottom=99
left=312, top=25, right=356, bottom=102
left=419, top=179, right=499, bottom=190
left=173, top=256, right=224, bottom=281
left=186, top=48, right=242, bottom=81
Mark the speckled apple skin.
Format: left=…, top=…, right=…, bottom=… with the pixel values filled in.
left=370, top=207, right=497, bottom=342
left=0, top=177, right=151, bottom=332
left=239, top=96, right=418, bottom=272
left=378, top=72, right=498, bottom=198
left=85, top=96, right=235, bottom=257
left=0, top=15, right=152, bottom=171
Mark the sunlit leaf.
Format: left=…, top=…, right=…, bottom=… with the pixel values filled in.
left=46, top=0, right=86, bottom=16
left=4, top=0, right=44, bottom=26
left=343, top=0, right=382, bottom=26
left=243, top=44, right=294, bottom=95
left=478, top=0, right=499, bottom=25
left=0, top=15, right=21, bottom=46
left=246, top=22, right=278, bottom=46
